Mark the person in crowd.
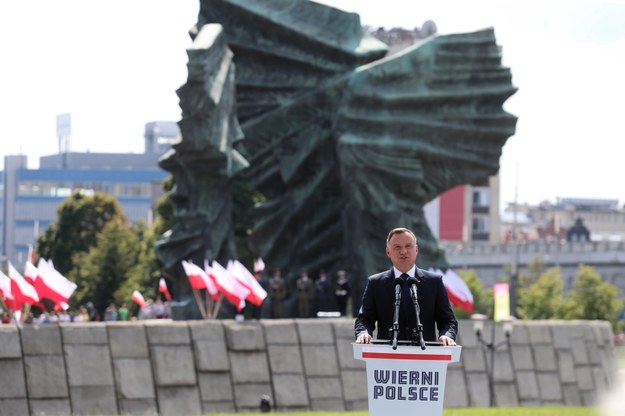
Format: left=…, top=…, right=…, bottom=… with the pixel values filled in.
left=85, top=301, right=98, bottom=321
left=37, top=311, right=52, bottom=324
left=334, top=270, right=350, bottom=316
left=296, top=271, right=314, bottom=318
left=355, top=227, right=457, bottom=346
left=76, top=306, right=90, bottom=322
left=104, top=303, right=118, bottom=321
left=1, top=312, right=11, bottom=324
left=268, top=269, right=286, bottom=318
left=139, top=299, right=154, bottom=319
left=314, top=270, right=333, bottom=314
left=152, top=298, right=166, bottom=319
left=118, top=302, right=129, bottom=321
left=58, top=310, right=71, bottom=323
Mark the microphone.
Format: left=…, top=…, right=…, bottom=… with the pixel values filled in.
left=391, top=277, right=404, bottom=349
left=407, top=276, right=420, bottom=292
left=394, top=277, right=404, bottom=298
left=407, top=276, right=426, bottom=350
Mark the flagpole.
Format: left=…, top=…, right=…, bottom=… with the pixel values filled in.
left=21, top=303, right=32, bottom=323
left=212, top=294, right=224, bottom=319
left=205, top=293, right=212, bottom=319
left=192, top=288, right=207, bottom=319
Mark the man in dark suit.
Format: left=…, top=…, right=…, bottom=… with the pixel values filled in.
left=355, top=227, right=457, bottom=346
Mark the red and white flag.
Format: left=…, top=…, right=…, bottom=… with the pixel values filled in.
left=26, top=259, right=77, bottom=308
left=229, top=260, right=267, bottom=306
left=0, top=270, right=14, bottom=303
left=7, top=261, right=39, bottom=309
left=207, top=260, right=247, bottom=312
left=131, top=290, right=146, bottom=308
left=158, top=277, right=172, bottom=301
left=182, top=260, right=218, bottom=300
left=442, top=268, right=474, bottom=314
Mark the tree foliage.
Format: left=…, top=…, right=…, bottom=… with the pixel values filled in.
left=516, top=264, right=624, bottom=330
left=559, top=265, right=623, bottom=326
left=517, top=267, right=563, bottom=320
left=519, top=256, right=548, bottom=287
left=68, top=218, right=140, bottom=317
left=455, top=269, right=493, bottom=319
left=116, top=223, right=164, bottom=316
left=36, top=191, right=125, bottom=275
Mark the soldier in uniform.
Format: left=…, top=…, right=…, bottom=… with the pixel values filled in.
left=268, top=269, right=286, bottom=318
left=296, top=271, right=314, bottom=318
left=315, top=270, right=333, bottom=314
left=335, top=270, right=350, bottom=317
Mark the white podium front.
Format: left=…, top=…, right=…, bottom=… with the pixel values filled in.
left=353, top=343, right=461, bottom=416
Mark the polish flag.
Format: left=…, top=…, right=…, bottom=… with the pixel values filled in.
left=207, top=260, right=247, bottom=312
left=182, top=260, right=218, bottom=300
left=29, top=259, right=77, bottom=307
left=158, top=278, right=172, bottom=301
left=0, top=270, right=14, bottom=303
left=131, top=290, right=146, bottom=308
left=7, top=261, right=39, bottom=309
left=229, top=260, right=267, bottom=306
left=442, top=269, right=474, bottom=314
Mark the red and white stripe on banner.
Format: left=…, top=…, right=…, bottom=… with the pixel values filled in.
left=361, top=352, right=453, bottom=361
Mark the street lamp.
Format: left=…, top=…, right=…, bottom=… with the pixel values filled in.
left=472, top=314, right=513, bottom=407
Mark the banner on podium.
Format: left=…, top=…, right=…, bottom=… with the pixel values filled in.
left=353, top=343, right=461, bottom=416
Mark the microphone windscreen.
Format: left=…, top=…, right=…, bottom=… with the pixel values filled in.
left=407, top=276, right=419, bottom=286
left=393, top=277, right=404, bottom=287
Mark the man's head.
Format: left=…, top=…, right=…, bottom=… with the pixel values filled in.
left=385, top=228, right=418, bottom=273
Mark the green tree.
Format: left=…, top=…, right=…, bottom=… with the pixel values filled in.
left=519, top=256, right=548, bottom=287
left=517, top=267, right=563, bottom=320
left=455, top=269, right=493, bottom=319
left=68, top=218, right=140, bottom=317
left=36, top=191, right=125, bottom=275
left=116, top=223, right=164, bottom=316
left=559, top=265, right=623, bottom=328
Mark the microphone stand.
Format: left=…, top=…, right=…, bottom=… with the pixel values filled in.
left=407, top=276, right=426, bottom=350
left=391, top=277, right=403, bottom=350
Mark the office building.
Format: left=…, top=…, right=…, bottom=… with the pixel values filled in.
left=1, top=122, right=177, bottom=268
left=424, top=175, right=501, bottom=244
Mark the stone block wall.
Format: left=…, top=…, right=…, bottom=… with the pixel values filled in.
left=0, top=319, right=618, bottom=415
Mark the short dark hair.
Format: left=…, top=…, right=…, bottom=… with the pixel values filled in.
left=386, top=228, right=417, bottom=246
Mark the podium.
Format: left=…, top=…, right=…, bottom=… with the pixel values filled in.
left=353, top=342, right=461, bottom=416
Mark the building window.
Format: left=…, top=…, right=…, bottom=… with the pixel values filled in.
left=472, top=216, right=489, bottom=232
left=472, top=190, right=489, bottom=207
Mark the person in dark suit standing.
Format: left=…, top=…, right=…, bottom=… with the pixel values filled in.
left=354, top=227, right=457, bottom=346
left=334, top=270, right=350, bottom=317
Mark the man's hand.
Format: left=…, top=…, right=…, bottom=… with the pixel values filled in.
left=438, top=335, right=456, bottom=346
left=356, top=332, right=372, bottom=344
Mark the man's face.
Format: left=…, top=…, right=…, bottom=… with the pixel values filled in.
left=386, top=231, right=418, bottom=272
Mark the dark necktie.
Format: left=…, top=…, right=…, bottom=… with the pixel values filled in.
left=400, top=273, right=411, bottom=303
left=399, top=273, right=413, bottom=339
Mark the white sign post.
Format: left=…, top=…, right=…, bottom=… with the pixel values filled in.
left=353, top=343, right=461, bottom=416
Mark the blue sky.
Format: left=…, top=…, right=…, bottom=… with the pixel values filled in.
left=1, top=0, right=624, bottom=208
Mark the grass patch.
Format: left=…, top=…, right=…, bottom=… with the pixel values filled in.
left=210, top=408, right=598, bottom=416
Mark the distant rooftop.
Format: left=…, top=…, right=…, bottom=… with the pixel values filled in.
left=556, top=197, right=619, bottom=210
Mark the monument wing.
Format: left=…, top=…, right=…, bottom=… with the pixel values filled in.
left=338, top=28, right=518, bottom=276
